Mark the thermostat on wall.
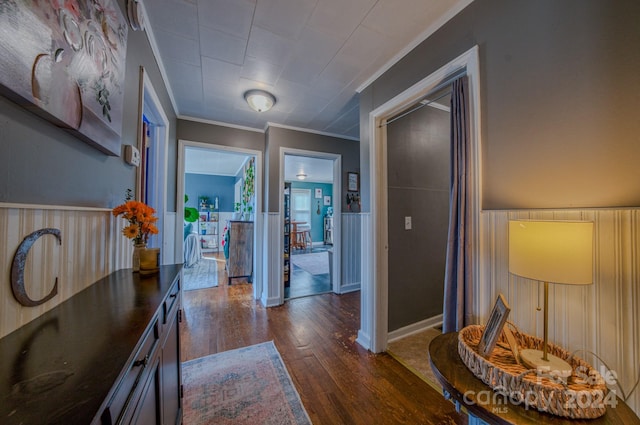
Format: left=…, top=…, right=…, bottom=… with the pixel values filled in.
left=124, top=145, right=140, bottom=166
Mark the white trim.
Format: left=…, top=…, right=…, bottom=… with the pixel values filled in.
left=338, top=283, right=361, bottom=294
left=279, top=148, right=342, bottom=303
left=178, top=115, right=265, bottom=134
left=176, top=114, right=361, bottom=142
left=138, top=1, right=178, bottom=114
left=356, top=0, right=475, bottom=93
left=267, top=122, right=359, bottom=142
left=387, top=314, right=443, bottom=343
left=425, top=101, right=451, bottom=113
left=177, top=139, right=264, bottom=301
left=139, top=68, right=171, bottom=264
left=364, top=45, right=482, bottom=353
left=0, top=203, right=111, bottom=212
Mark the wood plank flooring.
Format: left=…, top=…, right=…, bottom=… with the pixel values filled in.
left=180, top=282, right=466, bottom=424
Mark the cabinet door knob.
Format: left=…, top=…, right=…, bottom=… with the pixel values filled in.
left=133, top=354, right=149, bottom=368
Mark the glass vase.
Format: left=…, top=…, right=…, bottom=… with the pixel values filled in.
left=132, top=242, right=146, bottom=272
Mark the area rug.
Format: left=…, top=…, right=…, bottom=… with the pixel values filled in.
left=183, top=257, right=219, bottom=291
left=290, top=251, right=329, bottom=275
left=182, top=341, right=312, bottom=425
left=387, top=327, right=443, bottom=392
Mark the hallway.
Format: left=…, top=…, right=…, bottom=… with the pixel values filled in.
left=179, top=284, right=466, bottom=425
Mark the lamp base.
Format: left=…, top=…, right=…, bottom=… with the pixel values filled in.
left=520, top=349, right=572, bottom=381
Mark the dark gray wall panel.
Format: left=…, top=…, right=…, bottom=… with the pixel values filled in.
left=387, top=106, right=450, bottom=331
left=361, top=0, right=640, bottom=210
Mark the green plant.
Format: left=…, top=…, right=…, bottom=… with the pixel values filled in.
left=234, top=202, right=241, bottom=212
left=241, top=159, right=255, bottom=213
left=184, top=195, right=198, bottom=223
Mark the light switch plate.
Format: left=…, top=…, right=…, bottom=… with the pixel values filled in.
left=124, top=145, right=140, bottom=166
left=404, top=216, right=412, bottom=230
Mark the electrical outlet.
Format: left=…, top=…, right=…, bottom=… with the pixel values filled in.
left=404, top=216, right=412, bottom=230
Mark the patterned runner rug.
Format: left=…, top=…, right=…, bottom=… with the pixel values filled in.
left=183, top=257, right=219, bottom=291
left=182, top=341, right=312, bottom=425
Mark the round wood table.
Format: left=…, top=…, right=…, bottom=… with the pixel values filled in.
left=428, top=332, right=640, bottom=425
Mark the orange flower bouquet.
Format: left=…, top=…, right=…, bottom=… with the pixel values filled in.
left=112, top=198, right=159, bottom=245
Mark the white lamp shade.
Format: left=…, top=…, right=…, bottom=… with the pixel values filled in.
left=244, top=90, right=275, bottom=112
left=508, top=220, right=594, bottom=285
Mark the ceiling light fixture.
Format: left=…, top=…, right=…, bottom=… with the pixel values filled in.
left=244, top=89, right=276, bottom=112
left=296, top=173, right=307, bottom=180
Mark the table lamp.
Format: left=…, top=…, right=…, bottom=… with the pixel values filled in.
left=508, top=220, right=593, bottom=375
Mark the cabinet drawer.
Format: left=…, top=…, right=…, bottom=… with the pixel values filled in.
left=102, top=319, right=159, bottom=425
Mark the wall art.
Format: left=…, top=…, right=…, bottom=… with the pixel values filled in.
left=0, top=0, right=128, bottom=155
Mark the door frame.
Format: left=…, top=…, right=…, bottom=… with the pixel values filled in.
left=362, top=45, right=482, bottom=353
left=136, top=67, right=171, bottom=264
left=279, top=148, right=342, bottom=303
left=177, top=140, right=264, bottom=300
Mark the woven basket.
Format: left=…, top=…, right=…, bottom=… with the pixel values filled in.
left=458, top=325, right=608, bottom=419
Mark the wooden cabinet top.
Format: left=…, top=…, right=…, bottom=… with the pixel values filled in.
left=0, top=265, right=182, bottom=425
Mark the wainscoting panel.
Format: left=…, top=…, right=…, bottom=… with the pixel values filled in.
left=340, top=213, right=362, bottom=292
left=480, top=209, right=640, bottom=413
left=0, top=204, right=130, bottom=338
left=357, top=212, right=372, bottom=350
left=262, top=213, right=283, bottom=307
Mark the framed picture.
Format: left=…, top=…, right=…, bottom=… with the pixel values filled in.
left=323, top=195, right=331, bottom=206
left=315, top=188, right=323, bottom=199
left=347, top=172, right=359, bottom=192
left=0, top=0, right=128, bottom=156
left=478, top=294, right=511, bottom=358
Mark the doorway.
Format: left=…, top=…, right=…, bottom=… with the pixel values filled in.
left=136, top=68, right=170, bottom=263
left=177, top=140, right=263, bottom=300
left=361, top=45, right=482, bottom=353
left=281, top=150, right=341, bottom=301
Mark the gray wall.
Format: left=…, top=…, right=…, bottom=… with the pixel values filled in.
left=0, top=0, right=176, bottom=208
left=265, top=126, right=359, bottom=212
left=360, top=0, right=640, bottom=211
left=387, top=106, right=450, bottom=331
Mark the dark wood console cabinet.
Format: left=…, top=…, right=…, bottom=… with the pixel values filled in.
left=0, top=265, right=183, bottom=425
left=227, top=220, right=253, bottom=285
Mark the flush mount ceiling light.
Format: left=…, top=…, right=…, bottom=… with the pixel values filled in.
left=296, top=173, right=307, bottom=180
left=244, top=89, right=276, bottom=112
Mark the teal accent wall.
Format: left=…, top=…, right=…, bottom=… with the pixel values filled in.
left=289, top=181, right=333, bottom=244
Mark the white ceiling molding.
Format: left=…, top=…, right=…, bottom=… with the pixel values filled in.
left=356, top=0, right=475, bottom=94
left=266, top=122, right=359, bottom=142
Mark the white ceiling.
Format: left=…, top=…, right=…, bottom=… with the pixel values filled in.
left=185, top=147, right=248, bottom=176
left=284, top=155, right=333, bottom=183
left=142, top=0, right=471, bottom=140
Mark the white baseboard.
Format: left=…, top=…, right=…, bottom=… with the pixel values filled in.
left=261, top=295, right=282, bottom=308
left=339, top=283, right=361, bottom=294
left=387, top=314, right=443, bottom=343
left=356, top=330, right=371, bottom=350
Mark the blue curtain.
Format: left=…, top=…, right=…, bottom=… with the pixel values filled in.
left=442, top=76, right=473, bottom=333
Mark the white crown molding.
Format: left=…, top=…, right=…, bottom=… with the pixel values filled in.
left=356, top=0, right=475, bottom=93
left=178, top=115, right=265, bottom=133
left=138, top=0, right=179, bottom=115
left=266, top=122, right=359, bottom=142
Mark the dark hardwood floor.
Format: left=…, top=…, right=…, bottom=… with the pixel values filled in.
left=180, top=276, right=466, bottom=424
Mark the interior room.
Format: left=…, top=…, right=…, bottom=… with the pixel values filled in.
left=182, top=146, right=256, bottom=289
left=0, top=1, right=638, bottom=424
left=283, top=154, right=335, bottom=300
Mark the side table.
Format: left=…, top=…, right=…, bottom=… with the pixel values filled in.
left=429, top=332, right=640, bottom=425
